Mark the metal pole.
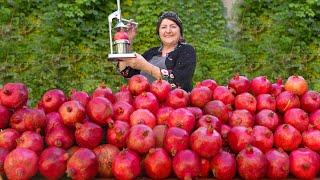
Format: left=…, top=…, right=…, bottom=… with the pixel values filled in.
left=117, top=0, right=121, bottom=21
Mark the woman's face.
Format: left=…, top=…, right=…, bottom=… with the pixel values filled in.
left=159, top=18, right=181, bottom=47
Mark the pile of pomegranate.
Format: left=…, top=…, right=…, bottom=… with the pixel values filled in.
left=0, top=74, right=319, bottom=179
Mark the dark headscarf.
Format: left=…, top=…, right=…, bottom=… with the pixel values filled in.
left=156, top=11, right=185, bottom=42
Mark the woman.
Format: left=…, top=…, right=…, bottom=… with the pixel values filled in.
left=118, top=11, right=196, bottom=92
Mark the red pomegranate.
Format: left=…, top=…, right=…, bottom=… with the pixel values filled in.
left=190, top=126, right=222, bottom=158
left=234, top=92, right=257, bottom=113
left=251, top=125, right=273, bottom=153
left=250, top=76, right=271, bottom=95
left=70, top=89, right=90, bottom=107
left=66, top=148, right=98, bottom=179
left=309, top=110, right=320, bottom=130
left=166, top=88, right=189, bottom=109
left=0, top=82, right=28, bottom=109
left=144, top=148, right=172, bottom=179
left=273, top=124, right=302, bottom=151
left=186, top=106, right=203, bottom=120
left=126, top=124, right=155, bottom=154
left=112, top=149, right=141, bottom=180
left=114, top=85, right=133, bottom=104
left=164, top=127, right=189, bottom=156
left=156, top=106, right=174, bottom=125
left=300, top=90, right=320, bottom=113
left=106, top=120, right=130, bottom=148
left=9, top=107, right=29, bottom=132
left=211, top=150, right=237, bottom=179
left=289, top=148, right=320, bottom=179
left=75, top=121, right=103, bottom=149
left=213, top=86, right=235, bottom=105
left=130, top=108, right=156, bottom=128
left=229, top=109, right=254, bottom=128
left=256, top=93, right=276, bottom=111
left=24, top=108, right=47, bottom=132
left=45, top=112, right=64, bottom=133
left=198, top=79, right=218, bottom=92
left=45, top=125, right=75, bottom=150
left=86, top=97, right=113, bottom=126
left=112, top=101, right=134, bottom=123
left=16, top=131, right=44, bottom=155
left=270, top=78, right=284, bottom=97
left=59, top=100, right=86, bottom=126
left=199, top=158, right=210, bottom=178
left=236, top=146, right=267, bottom=179
left=40, top=89, right=67, bottom=113
left=283, top=108, right=309, bottom=132
left=150, top=79, right=172, bottom=102
left=197, top=114, right=222, bottom=133
left=284, top=75, right=308, bottom=96
left=228, top=74, right=250, bottom=95
left=0, top=128, right=20, bottom=151
left=276, top=91, right=300, bottom=112
left=302, top=128, right=320, bottom=152
left=128, top=74, right=150, bottom=96
left=93, top=144, right=120, bottom=178
left=172, top=149, right=201, bottom=179
left=153, top=125, right=168, bottom=148
left=190, top=86, right=212, bottom=108
left=0, top=105, right=10, bottom=129
left=133, top=92, right=159, bottom=114
left=255, top=109, right=279, bottom=131
left=4, top=148, right=38, bottom=180
left=227, top=126, right=253, bottom=153
left=265, top=148, right=289, bottom=179
left=38, top=147, right=69, bottom=179
left=203, top=100, right=229, bottom=124
left=92, top=84, right=115, bottom=103
left=168, top=108, right=196, bottom=134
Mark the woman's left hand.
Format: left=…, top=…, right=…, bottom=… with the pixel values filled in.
left=119, top=53, right=147, bottom=70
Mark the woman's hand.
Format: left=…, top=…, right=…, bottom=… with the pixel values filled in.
left=119, top=53, right=145, bottom=70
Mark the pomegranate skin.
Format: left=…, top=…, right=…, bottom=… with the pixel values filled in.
left=190, top=126, right=222, bottom=158
left=4, top=148, right=38, bottom=180
left=126, top=124, right=155, bottom=154
left=284, top=75, right=308, bottom=96
left=276, top=91, right=300, bottom=113
left=236, top=146, right=267, bottom=179
left=309, top=110, right=320, bottom=130
left=153, top=125, right=168, bottom=148
left=38, top=147, right=69, bottom=179
left=284, top=108, right=309, bottom=132
left=255, top=109, right=279, bottom=131
left=133, top=92, right=159, bottom=114
left=199, top=158, right=210, bottom=178
left=256, top=93, right=276, bottom=111
left=289, top=148, right=320, bottom=179
left=172, top=150, right=201, bottom=179
left=86, top=97, right=113, bottom=126
left=106, top=120, right=130, bottom=149
left=197, top=114, right=222, bottom=133
left=213, top=86, right=235, bottom=105
left=70, top=89, right=90, bottom=107
left=91, top=85, right=115, bottom=103
left=114, top=85, right=133, bottom=104
left=265, top=148, right=289, bottom=179
left=228, top=75, right=250, bottom=95
left=203, top=100, right=229, bottom=124
left=45, top=125, right=75, bottom=150
left=59, top=100, right=86, bottom=126
left=211, top=150, right=237, bottom=179
left=112, top=101, right=134, bottom=123
left=144, top=148, right=172, bottom=179
left=0, top=128, right=20, bottom=151
left=164, top=127, right=189, bottom=156
left=0, top=82, right=28, bottom=109
left=156, top=106, right=174, bottom=125
left=300, top=90, right=320, bottom=113
left=302, top=128, right=320, bottom=152
left=40, top=89, right=67, bottom=113
left=273, top=124, right=302, bottom=152
left=75, top=121, right=103, bottom=149
left=190, top=86, right=212, bottom=108
left=166, top=88, right=190, bottom=109
left=198, top=79, right=218, bottom=92
left=227, top=126, right=253, bottom=153
left=150, top=79, right=172, bottom=102
left=229, top=109, right=254, bottom=128
left=128, top=74, right=150, bottom=96
left=234, top=92, right=257, bottom=113
left=130, top=109, right=156, bottom=128
left=250, top=76, right=271, bottom=95
left=251, top=125, right=273, bottom=153
left=168, top=108, right=196, bottom=134
left=66, top=148, right=98, bottom=180
left=16, top=131, right=44, bottom=155
left=112, top=149, right=141, bottom=180
left=93, top=144, right=119, bottom=178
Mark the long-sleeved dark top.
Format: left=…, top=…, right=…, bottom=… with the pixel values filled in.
left=119, top=43, right=196, bottom=92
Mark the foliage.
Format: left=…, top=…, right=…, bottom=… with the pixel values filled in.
left=0, top=0, right=319, bottom=106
